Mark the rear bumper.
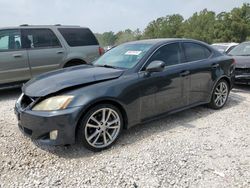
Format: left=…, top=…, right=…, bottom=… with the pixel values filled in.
left=235, top=74, right=250, bottom=84
left=15, top=105, right=82, bottom=145
left=235, top=68, right=250, bottom=83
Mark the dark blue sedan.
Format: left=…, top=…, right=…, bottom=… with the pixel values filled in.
left=15, top=39, right=235, bottom=151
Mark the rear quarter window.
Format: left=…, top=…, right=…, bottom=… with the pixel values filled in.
left=58, top=28, right=98, bottom=47
left=183, top=42, right=211, bottom=62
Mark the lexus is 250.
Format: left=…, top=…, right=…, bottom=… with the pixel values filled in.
left=15, top=39, right=235, bottom=151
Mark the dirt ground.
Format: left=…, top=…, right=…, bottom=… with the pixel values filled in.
left=0, top=86, right=249, bottom=187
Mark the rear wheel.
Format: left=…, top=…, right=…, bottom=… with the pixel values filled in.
left=208, top=79, right=229, bottom=109
left=77, top=104, right=123, bottom=151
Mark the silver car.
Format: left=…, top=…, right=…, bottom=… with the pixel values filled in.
left=0, top=25, right=103, bottom=88
left=211, top=43, right=238, bottom=54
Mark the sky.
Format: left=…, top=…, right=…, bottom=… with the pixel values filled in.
left=0, top=0, right=248, bottom=33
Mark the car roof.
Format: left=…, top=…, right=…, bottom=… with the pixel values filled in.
left=0, top=25, right=88, bottom=30
left=124, top=38, right=210, bottom=46
left=212, top=43, right=239, bottom=46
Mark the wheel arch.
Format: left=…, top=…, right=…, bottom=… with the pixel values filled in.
left=63, top=59, right=87, bottom=68
left=209, top=75, right=232, bottom=101
left=74, top=99, right=128, bottom=141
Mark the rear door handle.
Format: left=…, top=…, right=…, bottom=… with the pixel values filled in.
left=212, top=63, right=219, bottom=69
left=180, top=70, right=190, bottom=77
left=57, top=51, right=64, bottom=54
left=13, top=54, right=22, bottom=58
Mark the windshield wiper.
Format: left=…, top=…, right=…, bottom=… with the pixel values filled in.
left=96, top=64, right=117, bottom=69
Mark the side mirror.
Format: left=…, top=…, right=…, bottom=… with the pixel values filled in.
left=146, top=61, right=165, bottom=73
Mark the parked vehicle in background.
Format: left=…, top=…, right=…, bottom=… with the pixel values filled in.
left=228, top=41, right=250, bottom=84
left=0, top=25, right=103, bottom=89
left=104, top=45, right=115, bottom=52
left=212, top=43, right=238, bottom=54
left=15, top=38, right=235, bottom=151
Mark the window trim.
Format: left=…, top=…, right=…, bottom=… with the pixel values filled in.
left=0, top=29, right=24, bottom=52
left=181, top=42, right=213, bottom=64
left=21, top=28, right=62, bottom=50
left=139, top=42, right=184, bottom=72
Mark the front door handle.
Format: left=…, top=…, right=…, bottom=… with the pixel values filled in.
left=212, top=63, right=219, bottom=69
left=180, top=70, right=190, bottom=77
left=13, top=54, right=22, bottom=58
left=57, top=51, right=64, bottom=54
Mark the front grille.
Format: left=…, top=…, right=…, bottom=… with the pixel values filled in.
left=235, top=68, right=250, bottom=74
left=20, top=95, right=36, bottom=109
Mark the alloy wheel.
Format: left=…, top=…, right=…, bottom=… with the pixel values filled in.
left=214, top=82, right=228, bottom=107
left=84, top=108, right=121, bottom=149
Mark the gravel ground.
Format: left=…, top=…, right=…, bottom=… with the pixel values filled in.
left=0, top=86, right=250, bottom=188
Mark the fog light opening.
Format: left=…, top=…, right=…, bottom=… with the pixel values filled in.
left=49, top=130, right=58, bottom=140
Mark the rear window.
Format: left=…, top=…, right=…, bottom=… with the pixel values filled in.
left=183, top=42, right=211, bottom=62
left=22, top=29, right=61, bottom=49
left=58, top=28, right=98, bottom=47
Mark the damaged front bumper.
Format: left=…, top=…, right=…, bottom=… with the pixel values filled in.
left=15, top=94, right=82, bottom=145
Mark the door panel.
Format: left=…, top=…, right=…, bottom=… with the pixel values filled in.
left=0, top=29, right=30, bottom=84
left=139, top=42, right=189, bottom=120
left=27, top=48, right=65, bottom=77
left=138, top=72, right=159, bottom=119
left=21, top=29, right=65, bottom=77
left=139, top=65, right=189, bottom=120
left=154, top=65, right=189, bottom=115
left=188, top=60, right=213, bottom=104
left=182, top=42, right=213, bottom=104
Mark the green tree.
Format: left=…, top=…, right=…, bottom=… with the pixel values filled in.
left=214, top=3, right=250, bottom=43
left=181, top=9, right=216, bottom=43
left=230, top=3, right=250, bottom=42
left=97, top=3, right=250, bottom=45
left=143, top=14, right=184, bottom=38
left=115, top=29, right=137, bottom=44
left=213, top=12, right=233, bottom=42
left=95, top=31, right=116, bottom=47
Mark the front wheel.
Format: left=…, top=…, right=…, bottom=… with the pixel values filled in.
left=208, top=79, right=229, bottom=109
left=77, top=104, right=123, bottom=151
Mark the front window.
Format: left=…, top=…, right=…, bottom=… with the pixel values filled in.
left=94, top=43, right=153, bottom=69
left=148, top=43, right=182, bottom=67
left=229, top=43, right=250, bottom=56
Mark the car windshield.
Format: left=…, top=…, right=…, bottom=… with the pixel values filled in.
left=94, top=43, right=153, bottom=69
left=229, top=42, right=250, bottom=56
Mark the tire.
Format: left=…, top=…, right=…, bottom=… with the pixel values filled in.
left=77, top=104, right=123, bottom=152
left=208, top=79, right=230, bottom=109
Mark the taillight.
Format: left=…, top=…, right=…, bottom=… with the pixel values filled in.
left=232, top=59, right=236, bottom=64
left=99, top=47, right=104, bottom=56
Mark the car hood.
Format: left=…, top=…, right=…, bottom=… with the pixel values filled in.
left=23, top=65, right=124, bottom=97
left=233, top=56, right=250, bottom=68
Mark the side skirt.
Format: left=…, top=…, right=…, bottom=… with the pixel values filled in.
left=127, top=101, right=209, bottom=129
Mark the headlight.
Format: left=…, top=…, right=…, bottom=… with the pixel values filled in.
left=32, top=95, right=74, bottom=111
left=16, top=93, right=24, bottom=105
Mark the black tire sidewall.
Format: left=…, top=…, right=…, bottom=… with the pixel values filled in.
left=77, top=104, right=123, bottom=152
